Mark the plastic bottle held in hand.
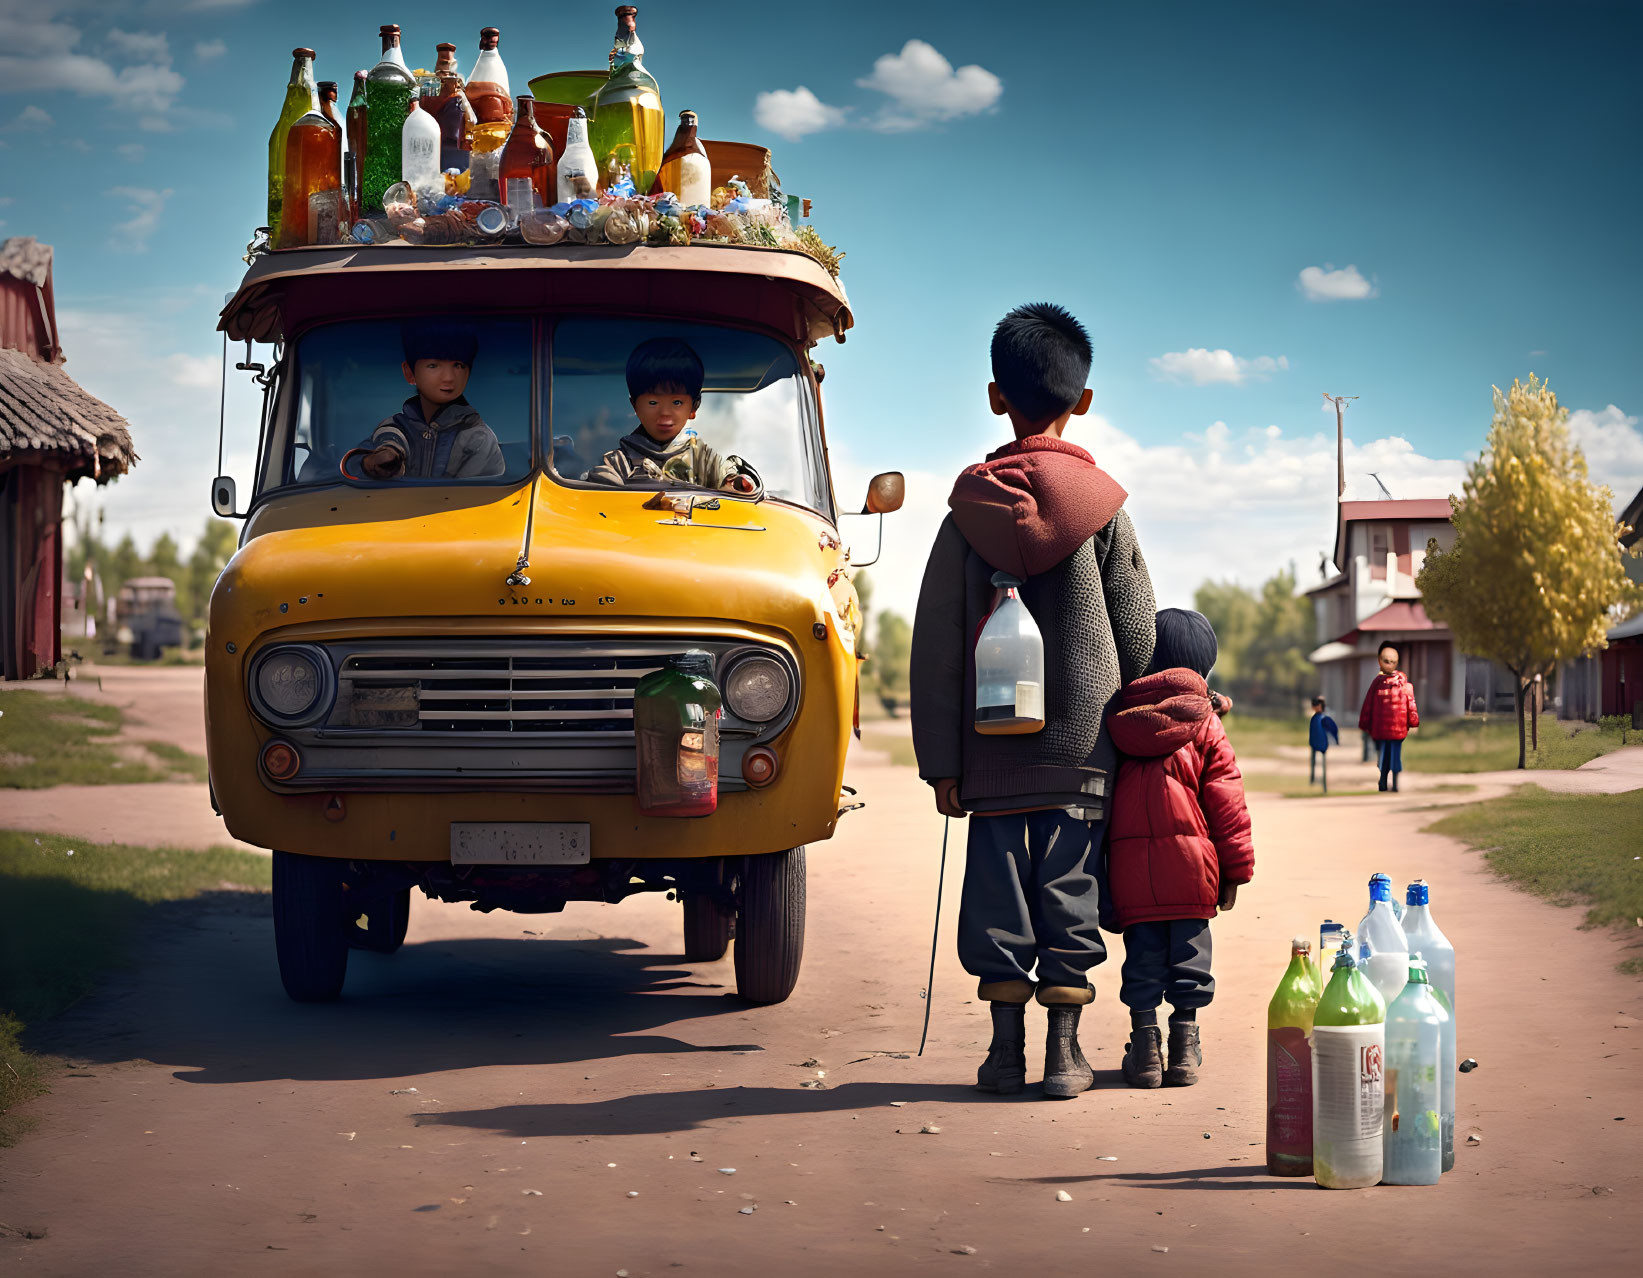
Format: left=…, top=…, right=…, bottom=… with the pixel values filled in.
left=1267, top=937, right=1321, bottom=1177
left=1383, top=958, right=1444, bottom=1185
left=1357, top=873, right=1410, bottom=1005
left=1311, top=931, right=1386, bottom=1189
left=401, top=97, right=442, bottom=201
left=974, top=573, right=1044, bottom=735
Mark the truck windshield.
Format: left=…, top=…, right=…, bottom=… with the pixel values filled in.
left=549, top=318, right=829, bottom=515
left=281, top=318, right=534, bottom=488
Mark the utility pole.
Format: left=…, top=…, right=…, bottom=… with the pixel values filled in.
left=1322, top=393, right=1358, bottom=499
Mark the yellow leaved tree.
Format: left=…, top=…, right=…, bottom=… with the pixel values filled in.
left=1417, top=376, right=1636, bottom=768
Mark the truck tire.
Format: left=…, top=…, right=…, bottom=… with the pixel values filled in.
left=272, top=850, right=351, bottom=1002
left=683, top=891, right=733, bottom=962
left=733, top=847, right=806, bottom=1004
left=351, top=886, right=412, bottom=955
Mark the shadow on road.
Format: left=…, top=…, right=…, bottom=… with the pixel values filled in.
left=1003, top=1164, right=1314, bottom=1191
left=417, top=1079, right=1001, bottom=1138
left=24, top=891, right=759, bottom=1087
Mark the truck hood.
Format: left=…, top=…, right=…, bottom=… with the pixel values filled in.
left=213, top=478, right=853, bottom=646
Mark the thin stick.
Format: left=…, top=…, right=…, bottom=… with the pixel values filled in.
left=917, top=816, right=950, bottom=1057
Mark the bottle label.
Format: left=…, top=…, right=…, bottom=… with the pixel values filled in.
left=559, top=161, right=596, bottom=201
left=1014, top=681, right=1043, bottom=721
left=1266, top=1026, right=1312, bottom=1158
left=1312, top=1025, right=1384, bottom=1185
left=505, top=177, right=537, bottom=211
left=308, top=189, right=340, bottom=245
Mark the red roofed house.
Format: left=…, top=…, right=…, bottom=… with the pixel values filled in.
left=1306, top=498, right=1511, bottom=718
left=1, top=237, right=137, bottom=678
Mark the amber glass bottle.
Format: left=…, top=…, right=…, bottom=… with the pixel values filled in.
left=424, top=42, right=473, bottom=172
left=498, top=94, right=554, bottom=212
left=344, top=70, right=368, bottom=219
left=652, top=109, right=710, bottom=203
left=280, top=90, right=342, bottom=247
left=266, top=48, right=318, bottom=241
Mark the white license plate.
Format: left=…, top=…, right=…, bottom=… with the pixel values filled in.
left=450, top=822, right=591, bottom=865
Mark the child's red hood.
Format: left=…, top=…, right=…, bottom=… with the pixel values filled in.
left=1107, top=668, right=1213, bottom=759
left=948, top=436, right=1127, bottom=579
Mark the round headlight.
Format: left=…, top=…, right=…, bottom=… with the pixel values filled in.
left=254, top=647, right=326, bottom=722
left=723, top=655, right=791, bottom=723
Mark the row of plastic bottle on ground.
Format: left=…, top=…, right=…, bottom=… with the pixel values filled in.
left=1267, top=874, right=1458, bottom=1188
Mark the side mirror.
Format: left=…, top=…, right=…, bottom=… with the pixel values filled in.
left=211, top=475, right=239, bottom=518
left=862, top=471, right=905, bottom=515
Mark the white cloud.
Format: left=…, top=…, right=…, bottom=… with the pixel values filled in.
left=193, top=39, right=227, bottom=62
left=165, top=353, right=219, bottom=388
left=856, top=39, right=1002, bottom=131
left=1297, top=263, right=1377, bottom=301
left=106, top=30, right=170, bottom=62
left=117, top=142, right=145, bottom=161
left=1568, top=405, right=1643, bottom=504
left=753, top=86, right=847, bottom=142
left=1150, top=348, right=1289, bottom=386
left=107, top=186, right=172, bottom=251
left=0, top=11, right=185, bottom=129
left=7, top=104, right=52, bottom=128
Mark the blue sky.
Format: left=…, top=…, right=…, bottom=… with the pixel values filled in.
left=2, top=0, right=1639, bottom=607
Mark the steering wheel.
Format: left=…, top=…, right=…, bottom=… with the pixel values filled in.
left=726, top=455, right=764, bottom=502
left=337, top=446, right=402, bottom=486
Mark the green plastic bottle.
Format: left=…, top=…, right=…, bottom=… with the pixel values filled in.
left=1266, top=937, right=1321, bottom=1176
left=1311, top=930, right=1387, bottom=1189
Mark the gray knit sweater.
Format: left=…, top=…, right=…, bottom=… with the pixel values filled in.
left=910, top=509, right=1155, bottom=818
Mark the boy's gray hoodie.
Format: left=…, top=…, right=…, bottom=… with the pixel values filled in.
left=586, top=429, right=735, bottom=488
left=910, top=435, right=1155, bottom=819
left=371, top=396, right=505, bottom=479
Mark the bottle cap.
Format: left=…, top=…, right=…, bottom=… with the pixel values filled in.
left=293, top=47, right=316, bottom=59
left=1291, top=936, right=1311, bottom=953
left=1406, top=957, right=1429, bottom=980
left=1407, top=879, right=1430, bottom=906
left=1369, top=873, right=1393, bottom=903
left=318, top=81, right=337, bottom=98
left=1331, top=928, right=1356, bottom=968
left=379, top=25, right=399, bottom=38
left=479, top=27, right=501, bottom=50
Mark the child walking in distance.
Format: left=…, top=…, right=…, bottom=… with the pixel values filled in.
left=1309, top=696, right=1340, bottom=790
left=1106, top=609, right=1253, bottom=1088
left=911, top=303, right=1156, bottom=1100
left=1359, top=642, right=1419, bottom=792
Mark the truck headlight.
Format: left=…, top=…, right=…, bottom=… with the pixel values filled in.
left=250, top=644, right=334, bottom=726
left=723, top=655, right=791, bottom=723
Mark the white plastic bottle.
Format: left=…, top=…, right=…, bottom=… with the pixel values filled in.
left=974, top=573, right=1044, bottom=736
left=1357, top=873, right=1410, bottom=1006
left=401, top=97, right=442, bottom=201
left=1383, top=958, right=1444, bottom=1185
left=558, top=107, right=599, bottom=203
left=1312, top=931, right=1387, bottom=1189
left=1403, top=879, right=1456, bottom=1170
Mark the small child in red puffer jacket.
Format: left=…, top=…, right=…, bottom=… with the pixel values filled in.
left=1105, top=609, right=1254, bottom=1089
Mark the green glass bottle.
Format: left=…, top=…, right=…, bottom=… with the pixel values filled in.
left=267, top=48, right=318, bottom=240
left=633, top=651, right=722, bottom=817
left=1311, top=931, right=1387, bottom=1189
left=1266, top=937, right=1320, bottom=1177
left=362, top=24, right=415, bottom=215
left=588, top=6, right=663, bottom=193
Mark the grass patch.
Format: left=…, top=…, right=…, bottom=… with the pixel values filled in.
left=1426, top=788, right=1643, bottom=970
left=1223, top=711, right=1629, bottom=773
left=0, top=829, right=270, bottom=1143
left=859, top=728, right=918, bottom=768
left=0, top=690, right=206, bottom=788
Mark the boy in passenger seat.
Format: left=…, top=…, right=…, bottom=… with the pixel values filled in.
left=358, top=322, right=506, bottom=481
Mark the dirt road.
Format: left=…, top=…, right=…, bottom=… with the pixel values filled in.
left=3, top=724, right=1640, bottom=1274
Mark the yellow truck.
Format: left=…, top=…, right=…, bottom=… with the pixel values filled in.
left=208, top=241, right=900, bottom=1004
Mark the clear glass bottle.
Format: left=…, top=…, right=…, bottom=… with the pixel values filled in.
left=557, top=107, right=599, bottom=202
left=974, top=574, right=1045, bottom=735
left=589, top=6, right=663, bottom=193
left=653, top=109, right=711, bottom=204
left=1357, top=872, right=1411, bottom=1006
left=267, top=47, right=318, bottom=241
left=1311, top=932, right=1387, bottom=1190
left=401, top=97, right=442, bottom=201
left=633, top=651, right=722, bottom=817
left=1383, top=958, right=1444, bottom=1185
left=362, top=25, right=416, bottom=215
left=344, top=70, right=368, bottom=221
left=1267, top=937, right=1320, bottom=1178
left=498, top=94, right=554, bottom=212
left=280, top=86, right=341, bottom=247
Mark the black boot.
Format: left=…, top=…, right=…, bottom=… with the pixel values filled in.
left=1165, top=1019, right=1202, bottom=1087
left=1042, top=1005, right=1095, bottom=1100
left=975, top=1002, right=1027, bottom=1095
left=1391, top=771, right=1400, bottom=792
left=1122, top=1024, right=1164, bottom=1088
left=1378, top=768, right=1389, bottom=792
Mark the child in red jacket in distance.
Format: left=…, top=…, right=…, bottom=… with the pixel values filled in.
left=1106, top=609, right=1254, bottom=1089
left=1359, top=641, right=1420, bottom=792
